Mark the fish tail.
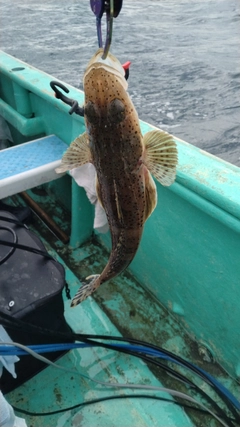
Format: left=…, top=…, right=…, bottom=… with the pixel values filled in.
left=71, top=274, right=100, bottom=307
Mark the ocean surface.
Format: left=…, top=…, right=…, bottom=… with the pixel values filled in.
left=0, top=0, right=240, bottom=166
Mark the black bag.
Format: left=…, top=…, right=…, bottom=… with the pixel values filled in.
left=0, top=211, right=73, bottom=393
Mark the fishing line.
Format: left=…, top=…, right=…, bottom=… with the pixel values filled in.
left=18, top=344, right=239, bottom=418
left=0, top=342, right=194, bottom=388
left=1, top=310, right=239, bottom=417
left=66, top=330, right=240, bottom=416
left=1, top=341, right=236, bottom=427
left=0, top=311, right=239, bottom=423
left=0, top=342, right=193, bottom=386
left=12, top=394, right=236, bottom=420
left=1, top=310, right=238, bottom=395
left=2, top=342, right=231, bottom=427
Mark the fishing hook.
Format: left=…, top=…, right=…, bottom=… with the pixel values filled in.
left=90, top=0, right=123, bottom=59
left=50, top=81, right=84, bottom=117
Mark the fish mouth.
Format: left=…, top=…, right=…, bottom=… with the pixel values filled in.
left=84, top=48, right=128, bottom=91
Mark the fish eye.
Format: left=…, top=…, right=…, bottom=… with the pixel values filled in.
left=85, top=101, right=99, bottom=124
left=107, top=99, right=125, bottom=124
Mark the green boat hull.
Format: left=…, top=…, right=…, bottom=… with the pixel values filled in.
left=0, top=51, right=239, bottom=426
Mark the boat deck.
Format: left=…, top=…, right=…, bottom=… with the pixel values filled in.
left=4, top=188, right=239, bottom=427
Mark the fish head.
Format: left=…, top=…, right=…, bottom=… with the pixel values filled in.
left=83, top=48, right=128, bottom=92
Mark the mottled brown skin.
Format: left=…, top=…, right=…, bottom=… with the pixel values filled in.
left=84, top=66, right=150, bottom=288
left=57, top=52, right=177, bottom=304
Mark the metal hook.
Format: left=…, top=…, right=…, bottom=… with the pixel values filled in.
left=50, top=81, right=84, bottom=117
left=90, top=0, right=123, bottom=59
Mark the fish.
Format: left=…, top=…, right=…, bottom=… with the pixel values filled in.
left=56, top=48, right=178, bottom=306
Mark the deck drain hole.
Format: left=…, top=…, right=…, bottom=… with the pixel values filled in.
left=11, top=67, right=25, bottom=72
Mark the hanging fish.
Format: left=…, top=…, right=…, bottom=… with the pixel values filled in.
left=56, top=48, right=178, bottom=306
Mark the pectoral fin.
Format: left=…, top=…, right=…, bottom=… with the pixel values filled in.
left=56, top=132, right=91, bottom=173
left=142, top=130, right=178, bottom=186
left=144, top=170, right=157, bottom=221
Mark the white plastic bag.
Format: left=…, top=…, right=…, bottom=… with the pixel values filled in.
left=70, top=163, right=109, bottom=233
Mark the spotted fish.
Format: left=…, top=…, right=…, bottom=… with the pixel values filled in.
left=56, top=48, right=178, bottom=306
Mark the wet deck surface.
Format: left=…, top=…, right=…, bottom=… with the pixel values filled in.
left=4, top=188, right=239, bottom=427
